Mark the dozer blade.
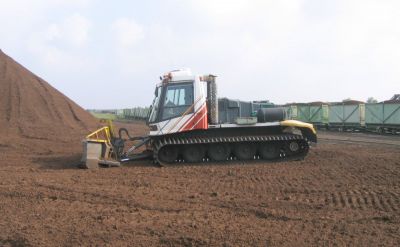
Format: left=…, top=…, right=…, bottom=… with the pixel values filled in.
left=81, top=122, right=120, bottom=169
left=81, top=121, right=152, bottom=168
left=81, top=140, right=121, bottom=168
left=81, top=140, right=103, bottom=169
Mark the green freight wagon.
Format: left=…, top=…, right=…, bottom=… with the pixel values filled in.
left=116, top=109, right=124, bottom=118
left=328, top=103, right=365, bottom=130
left=309, top=104, right=329, bottom=127
left=285, top=104, right=310, bottom=122
left=286, top=105, right=298, bottom=120
left=297, top=104, right=311, bottom=122
left=365, top=103, right=400, bottom=133
left=122, top=108, right=131, bottom=119
left=286, top=104, right=329, bottom=128
left=120, top=107, right=150, bottom=120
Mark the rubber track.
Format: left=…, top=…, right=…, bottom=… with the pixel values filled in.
left=153, top=134, right=309, bottom=166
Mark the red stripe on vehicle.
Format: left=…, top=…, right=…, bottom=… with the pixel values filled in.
left=191, top=111, right=208, bottom=130
left=166, top=97, right=201, bottom=134
left=177, top=102, right=206, bottom=132
left=180, top=105, right=208, bottom=132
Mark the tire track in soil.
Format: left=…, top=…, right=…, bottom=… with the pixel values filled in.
left=33, top=77, right=65, bottom=126
left=278, top=186, right=400, bottom=214
left=322, top=189, right=400, bottom=212
left=30, top=78, right=63, bottom=124
left=1, top=183, right=184, bottom=214
left=66, top=100, right=88, bottom=130
left=15, top=79, right=22, bottom=120
left=5, top=69, right=12, bottom=122
left=214, top=166, right=309, bottom=197
left=5, top=74, right=22, bottom=123
left=0, top=57, right=6, bottom=79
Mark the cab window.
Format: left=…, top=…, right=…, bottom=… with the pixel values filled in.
left=148, top=86, right=161, bottom=123
left=162, top=83, right=194, bottom=120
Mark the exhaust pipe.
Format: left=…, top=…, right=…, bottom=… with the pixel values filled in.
left=204, top=75, right=219, bottom=124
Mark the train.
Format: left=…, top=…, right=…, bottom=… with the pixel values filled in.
left=285, top=101, right=400, bottom=134
left=117, top=107, right=150, bottom=120
left=204, top=97, right=400, bottom=134
left=95, top=95, right=400, bottom=134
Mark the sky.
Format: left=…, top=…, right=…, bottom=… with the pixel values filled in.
left=0, top=0, right=399, bottom=109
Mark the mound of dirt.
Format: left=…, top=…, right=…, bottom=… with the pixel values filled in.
left=0, top=50, right=98, bottom=154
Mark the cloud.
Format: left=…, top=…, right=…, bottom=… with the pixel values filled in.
left=62, top=14, right=92, bottom=46
left=111, top=18, right=144, bottom=47
left=1, top=0, right=400, bottom=108
left=0, top=1, right=92, bottom=56
left=334, top=0, right=400, bottom=63
left=178, top=0, right=400, bottom=103
left=189, top=0, right=304, bottom=29
left=25, top=13, right=92, bottom=72
left=44, top=14, right=92, bottom=47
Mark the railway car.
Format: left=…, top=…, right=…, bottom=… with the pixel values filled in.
left=286, top=103, right=329, bottom=129
left=365, top=102, right=400, bottom=134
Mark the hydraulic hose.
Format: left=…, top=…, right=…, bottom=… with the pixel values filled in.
left=118, top=128, right=146, bottom=141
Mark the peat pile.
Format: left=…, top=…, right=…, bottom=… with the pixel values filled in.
left=0, top=50, right=98, bottom=155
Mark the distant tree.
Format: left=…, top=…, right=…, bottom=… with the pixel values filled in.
left=367, top=97, right=378, bottom=103
left=342, top=98, right=352, bottom=102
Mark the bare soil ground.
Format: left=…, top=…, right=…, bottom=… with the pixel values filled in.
left=1, top=50, right=399, bottom=246
left=1, top=122, right=399, bottom=247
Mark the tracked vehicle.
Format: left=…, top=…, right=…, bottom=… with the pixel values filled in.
left=82, top=69, right=317, bottom=168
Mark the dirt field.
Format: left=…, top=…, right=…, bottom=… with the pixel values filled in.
left=1, top=122, right=399, bottom=247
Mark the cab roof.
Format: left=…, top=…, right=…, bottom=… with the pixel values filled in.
left=162, top=69, right=196, bottom=84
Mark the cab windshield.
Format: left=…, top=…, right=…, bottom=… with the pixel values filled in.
left=161, top=83, right=194, bottom=121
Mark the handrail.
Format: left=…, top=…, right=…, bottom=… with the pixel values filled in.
left=86, top=126, right=112, bottom=144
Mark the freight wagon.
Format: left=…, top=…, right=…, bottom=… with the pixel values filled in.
left=327, top=102, right=365, bottom=131
left=365, top=103, right=400, bottom=134
left=285, top=103, right=329, bottom=128
left=285, top=101, right=400, bottom=134
left=119, top=107, right=150, bottom=120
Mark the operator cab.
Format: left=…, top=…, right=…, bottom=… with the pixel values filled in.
left=148, top=69, right=201, bottom=132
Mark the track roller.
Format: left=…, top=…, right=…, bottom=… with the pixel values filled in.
left=234, top=142, right=257, bottom=160
left=258, top=142, right=281, bottom=160
left=158, top=146, right=178, bottom=163
left=208, top=143, right=231, bottom=161
left=183, top=145, right=205, bottom=163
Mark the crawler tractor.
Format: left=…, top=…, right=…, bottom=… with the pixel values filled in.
left=82, top=69, right=317, bottom=168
